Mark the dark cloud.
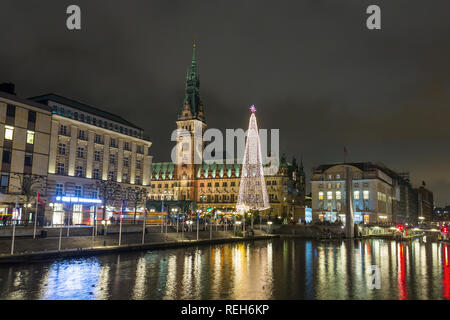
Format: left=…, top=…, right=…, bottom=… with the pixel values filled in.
left=0, top=0, right=449, bottom=204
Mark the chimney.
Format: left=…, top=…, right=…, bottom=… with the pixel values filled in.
left=0, top=83, right=16, bottom=95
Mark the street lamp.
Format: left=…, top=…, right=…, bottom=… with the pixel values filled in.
left=267, top=221, right=273, bottom=233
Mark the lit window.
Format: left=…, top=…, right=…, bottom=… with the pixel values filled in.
left=93, top=168, right=100, bottom=180
left=318, top=191, right=324, bottom=200
left=26, top=131, right=35, bottom=144
left=75, top=166, right=84, bottom=177
left=327, top=191, right=333, bottom=200
left=336, top=174, right=341, bottom=179
left=55, top=184, right=64, bottom=195
left=78, top=130, right=86, bottom=140
left=5, top=126, right=14, bottom=140
left=24, top=153, right=33, bottom=167
left=59, top=125, right=67, bottom=135
left=58, top=143, right=66, bottom=155
left=363, top=190, right=369, bottom=200
left=77, top=147, right=84, bottom=158
left=57, top=163, right=65, bottom=175
left=336, top=191, right=341, bottom=200
left=354, top=191, right=360, bottom=200
left=75, top=186, right=82, bottom=197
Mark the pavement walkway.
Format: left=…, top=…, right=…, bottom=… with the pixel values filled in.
left=0, top=227, right=267, bottom=256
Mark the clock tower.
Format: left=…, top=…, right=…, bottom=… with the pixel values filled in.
left=175, top=41, right=206, bottom=200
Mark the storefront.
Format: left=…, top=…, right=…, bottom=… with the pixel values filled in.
left=50, top=196, right=103, bottom=226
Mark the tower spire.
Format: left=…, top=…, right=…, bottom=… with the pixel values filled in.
left=179, top=38, right=205, bottom=122
left=191, top=38, right=197, bottom=75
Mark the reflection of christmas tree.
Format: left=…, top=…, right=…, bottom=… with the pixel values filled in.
left=236, top=105, right=270, bottom=227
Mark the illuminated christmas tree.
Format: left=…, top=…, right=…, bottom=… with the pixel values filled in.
left=236, top=105, right=270, bottom=227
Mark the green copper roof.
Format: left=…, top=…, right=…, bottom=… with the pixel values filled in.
left=181, top=41, right=205, bottom=121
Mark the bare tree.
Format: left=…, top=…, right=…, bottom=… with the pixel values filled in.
left=11, top=174, right=46, bottom=224
left=125, top=186, right=148, bottom=223
left=95, top=179, right=122, bottom=220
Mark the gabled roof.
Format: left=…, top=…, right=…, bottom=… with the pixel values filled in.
left=29, top=93, right=142, bottom=130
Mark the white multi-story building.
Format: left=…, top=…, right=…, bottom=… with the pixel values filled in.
left=30, top=94, right=153, bottom=225
left=310, top=162, right=396, bottom=224
left=0, top=86, right=52, bottom=222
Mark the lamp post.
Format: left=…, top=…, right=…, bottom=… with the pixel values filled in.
left=58, top=220, right=63, bottom=251
left=176, top=208, right=179, bottom=233
left=196, top=210, right=199, bottom=241
left=92, top=205, right=97, bottom=245
left=209, top=214, right=212, bottom=240
left=33, top=196, right=38, bottom=239
left=142, top=199, right=147, bottom=245
left=181, top=212, right=184, bottom=241
left=235, top=221, right=242, bottom=237
left=267, top=221, right=273, bottom=234
left=161, top=193, right=165, bottom=233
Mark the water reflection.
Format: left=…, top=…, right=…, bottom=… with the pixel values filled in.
left=0, top=239, right=450, bottom=300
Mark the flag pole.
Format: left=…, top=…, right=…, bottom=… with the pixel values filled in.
left=33, top=194, right=38, bottom=239
left=142, top=199, right=147, bottom=244
left=119, top=200, right=124, bottom=246
left=196, top=211, right=199, bottom=241
left=11, top=196, right=19, bottom=255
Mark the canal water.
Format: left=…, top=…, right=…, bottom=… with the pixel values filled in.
left=0, top=238, right=449, bottom=300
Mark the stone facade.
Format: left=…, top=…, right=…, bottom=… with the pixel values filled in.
left=311, top=162, right=425, bottom=225
left=149, top=44, right=305, bottom=221
left=0, top=89, right=52, bottom=221
left=28, top=94, right=153, bottom=225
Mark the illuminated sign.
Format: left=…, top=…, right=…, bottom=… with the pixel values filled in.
left=55, top=196, right=102, bottom=204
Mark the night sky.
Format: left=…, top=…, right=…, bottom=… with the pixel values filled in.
left=0, top=1, right=449, bottom=205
